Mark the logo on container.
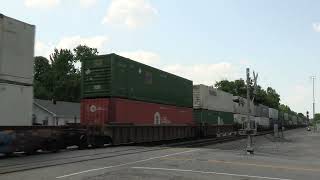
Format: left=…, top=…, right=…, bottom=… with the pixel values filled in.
left=89, top=105, right=106, bottom=112
left=90, top=105, right=97, bottom=112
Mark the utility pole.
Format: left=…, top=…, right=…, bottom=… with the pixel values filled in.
left=246, top=68, right=258, bottom=154
left=311, top=76, right=316, bottom=130
left=311, top=76, right=316, bottom=119
left=246, top=68, right=253, bottom=154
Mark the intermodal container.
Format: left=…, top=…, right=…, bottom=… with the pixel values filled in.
left=284, top=113, right=289, bottom=121
left=0, top=83, right=33, bottom=126
left=0, top=14, right=35, bottom=85
left=254, top=104, right=269, bottom=117
left=233, top=114, right=255, bottom=125
left=81, top=98, right=194, bottom=126
left=292, top=115, right=298, bottom=125
left=193, top=109, right=234, bottom=125
left=81, top=54, right=193, bottom=108
left=254, top=117, right=271, bottom=129
left=193, top=84, right=233, bottom=112
left=268, top=108, right=279, bottom=120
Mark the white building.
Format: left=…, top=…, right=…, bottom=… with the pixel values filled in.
left=32, top=99, right=80, bottom=126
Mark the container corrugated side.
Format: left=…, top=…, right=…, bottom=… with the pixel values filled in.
left=254, top=104, right=269, bottom=117
left=292, top=115, right=298, bottom=125
left=254, top=117, right=270, bottom=129
left=82, top=54, right=193, bottom=108
left=0, top=83, right=33, bottom=126
left=284, top=113, right=289, bottom=121
left=268, top=108, right=279, bottom=120
left=193, top=84, right=233, bottom=112
left=0, top=15, right=35, bottom=85
left=81, top=98, right=194, bottom=126
left=233, top=114, right=255, bottom=125
left=193, top=109, right=234, bottom=125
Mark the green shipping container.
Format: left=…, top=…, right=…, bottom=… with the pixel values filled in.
left=82, top=53, right=193, bottom=108
left=193, top=109, right=234, bottom=125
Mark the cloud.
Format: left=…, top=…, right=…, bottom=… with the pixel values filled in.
left=313, top=23, right=320, bottom=32
left=79, top=0, right=97, bottom=8
left=163, top=63, right=238, bottom=85
left=280, top=84, right=314, bottom=115
left=117, top=51, right=239, bottom=85
left=56, top=35, right=108, bottom=50
left=35, top=35, right=108, bottom=58
left=118, top=50, right=160, bottom=66
left=115, top=50, right=238, bottom=85
left=102, top=0, right=158, bottom=28
left=24, top=0, right=60, bottom=9
left=35, top=41, right=54, bottom=58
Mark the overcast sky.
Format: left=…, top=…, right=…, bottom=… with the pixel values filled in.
left=2, top=0, right=320, bottom=115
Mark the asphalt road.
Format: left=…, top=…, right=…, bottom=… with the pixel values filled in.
left=0, top=128, right=319, bottom=180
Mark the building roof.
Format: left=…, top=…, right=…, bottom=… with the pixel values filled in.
left=34, top=99, right=80, bottom=118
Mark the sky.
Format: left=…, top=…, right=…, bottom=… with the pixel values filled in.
left=2, top=0, right=320, bottom=116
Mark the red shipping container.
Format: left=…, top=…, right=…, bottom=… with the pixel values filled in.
left=81, top=98, right=194, bottom=126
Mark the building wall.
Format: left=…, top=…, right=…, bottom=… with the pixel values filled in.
left=32, top=104, right=80, bottom=126
left=32, top=104, right=55, bottom=125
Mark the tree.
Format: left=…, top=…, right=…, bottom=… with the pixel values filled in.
left=33, top=45, right=99, bottom=102
left=215, top=79, right=281, bottom=109
left=265, top=87, right=280, bottom=109
left=279, top=104, right=291, bottom=113
left=34, top=56, right=52, bottom=100
left=215, top=79, right=247, bottom=97
left=313, top=114, right=320, bottom=125
left=74, top=45, right=98, bottom=63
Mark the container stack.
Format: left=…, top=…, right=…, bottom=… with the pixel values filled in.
left=268, top=108, right=279, bottom=127
left=193, top=84, right=234, bottom=125
left=254, top=104, right=270, bottom=130
left=291, top=115, right=298, bottom=125
left=80, top=53, right=194, bottom=126
left=232, top=96, right=255, bottom=126
left=284, top=113, right=289, bottom=126
left=0, top=14, right=35, bottom=126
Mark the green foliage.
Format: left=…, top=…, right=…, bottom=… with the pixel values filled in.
left=314, top=114, right=320, bottom=122
left=34, top=56, right=53, bottom=100
left=297, top=113, right=305, bottom=118
left=265, top=87, right=280, bottom=109
left=279, top=104, right=292, bottom=113
left=33, top=45, right=98, bottom=102
left=215, top=79, right=280, bottom=109
left=215, top=79, right=247, bottom=97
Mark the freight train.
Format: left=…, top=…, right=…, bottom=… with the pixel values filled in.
left=0, top=14, right=307, bottom=155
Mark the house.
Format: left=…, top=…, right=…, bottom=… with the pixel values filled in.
left=33, top=99, right=80, bottom=126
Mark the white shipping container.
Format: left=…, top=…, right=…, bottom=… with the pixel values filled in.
left=292, top=116, right=298, bottom=125
left=233, top=96, right=255, bottom=115
left=233, top=114, right=255, bottom=125
left=284, top=113, right=289, bottom=121
left=268, top=108, right=279, bottom=120
left=0, top=83, right=33, bottom=126
left=255, top=117, right=270, bottom=129
left=193, top=84, right=233, bottom=112
left=0, top=14, right=35, bottom=84
left=254, top=104, right=269, bottom=117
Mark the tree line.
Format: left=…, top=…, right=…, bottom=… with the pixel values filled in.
left=33, top=45, right=303, bottom=116
left=215, top=79, right=302, bottom=115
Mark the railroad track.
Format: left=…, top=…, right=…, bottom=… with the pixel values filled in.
left=0, top=131, right=273, bottom=175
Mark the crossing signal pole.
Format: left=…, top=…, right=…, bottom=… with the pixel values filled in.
left=246, top=68, right=258, bottom=154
